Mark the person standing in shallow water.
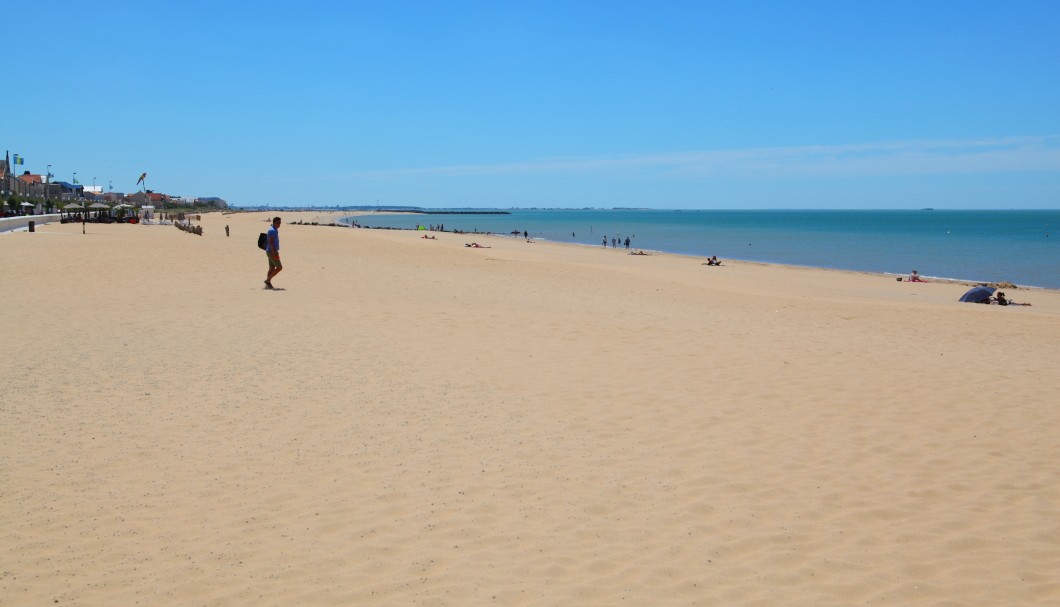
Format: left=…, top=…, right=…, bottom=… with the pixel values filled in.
left=265, top=216, right=282, bottom=289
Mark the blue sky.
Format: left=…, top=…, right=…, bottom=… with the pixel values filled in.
left=5, top=1, right=1059, bottom=208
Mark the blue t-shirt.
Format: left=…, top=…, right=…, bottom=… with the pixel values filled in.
left=266, top=225, right=279, bottom=253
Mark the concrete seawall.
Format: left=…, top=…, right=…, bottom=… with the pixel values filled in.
left=0, top=215, right=62, bottom=233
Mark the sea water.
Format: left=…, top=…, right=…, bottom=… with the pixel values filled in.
left=344, top=210, right=1060, bottom=289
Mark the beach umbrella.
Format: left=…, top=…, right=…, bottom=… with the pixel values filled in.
left=64, top=202, right=84, bottom=209
left=959, top=286, right=995, bottom=303
left=20, top=202, right=34, bottom=207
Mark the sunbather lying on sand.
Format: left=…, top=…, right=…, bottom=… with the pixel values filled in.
left=465, top=242, right=490, bottom=248
left=630, top=250, right=650, bottom=256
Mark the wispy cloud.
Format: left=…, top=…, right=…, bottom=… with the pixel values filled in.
left=339, top=136, right=1060, bottom=180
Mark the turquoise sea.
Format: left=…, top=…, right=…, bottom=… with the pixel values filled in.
left=344, top=210, right=1060, bottom=290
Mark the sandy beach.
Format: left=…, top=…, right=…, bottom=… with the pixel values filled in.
left=2, top=211, right=1059, bottom=606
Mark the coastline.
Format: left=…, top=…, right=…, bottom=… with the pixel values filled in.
left=339, top=213, right=1059, bottom=293
left=341, top=209, right=1060, bottom=291
left=3, top=211, right=1059, bottom=605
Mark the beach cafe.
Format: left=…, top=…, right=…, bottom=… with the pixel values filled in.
left=62, top=202, right=119, bottom=223
left=61, top=202, right=83, bottom=223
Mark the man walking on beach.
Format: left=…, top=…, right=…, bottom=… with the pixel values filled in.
left=265, top=216, right=282, bottom=289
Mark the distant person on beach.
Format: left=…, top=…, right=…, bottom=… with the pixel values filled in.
left=909, top=269, right=926, bottom=282
left=994, top=292, right=1032, bottom=306
left=465, top=242, right=490, bottom=248
left=225, top=224, right=230, bottom=237
left=624, top=237, right=630, bottom=249
left=264, top=216, right=282, bottom=289
left=602, top=236, right=607, bottom=248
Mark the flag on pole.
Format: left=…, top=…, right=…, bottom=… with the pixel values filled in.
left=13, top=154, right=24, bottom=165
left=137, top=172, right=147, bottom=185
left=73, top=177, right=79, bottom=184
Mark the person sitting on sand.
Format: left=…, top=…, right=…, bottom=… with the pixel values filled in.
left=465, top=242, right=490, bottom=248
left=421, top=234, right=436, bottom=239
left=993, top=292, right=1031, bottom=306
left=909, top=269, right=926, bottom=282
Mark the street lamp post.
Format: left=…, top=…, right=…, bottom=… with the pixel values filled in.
left=45, top=164, right=51, bottom=211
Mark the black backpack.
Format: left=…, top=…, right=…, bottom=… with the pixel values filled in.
left=257, top=233, right=268, bottom=250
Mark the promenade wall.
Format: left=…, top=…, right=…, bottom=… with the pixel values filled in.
left=0, top=214, right=62, bottom=233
